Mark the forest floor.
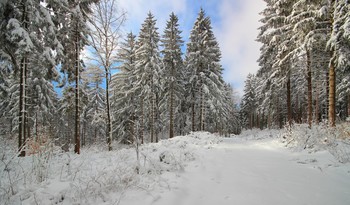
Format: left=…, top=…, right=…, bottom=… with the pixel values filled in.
left=1, top=127, right=350, bottom=205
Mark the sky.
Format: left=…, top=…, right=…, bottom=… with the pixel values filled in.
left=117, top=0, right=267, bottom=96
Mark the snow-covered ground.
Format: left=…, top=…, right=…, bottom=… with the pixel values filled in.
left=1, top=128, right=350, bottom=205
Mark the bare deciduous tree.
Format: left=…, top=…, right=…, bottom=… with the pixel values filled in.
left=88, top=0, right=126, bottom=150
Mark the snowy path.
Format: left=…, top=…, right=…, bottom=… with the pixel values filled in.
left=130, top=138, right=350, bottom=205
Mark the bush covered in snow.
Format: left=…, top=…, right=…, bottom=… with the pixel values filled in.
left=280, top=122, right=350, bottom=163
left=0, top=132, right=220, bottom=205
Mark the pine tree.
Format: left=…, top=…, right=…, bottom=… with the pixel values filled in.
left=134, top=12, right=162, bottom=143
left=0, top=0, right=64, bottom=156
left=289, top=0, right=332, bottom=127
left=332, top=0, right=350, bottom=120
left=81, top=65, right=106, bottom=144
left=186, top=8, right=225, bottom=132
left=112, top=32, right=137, bottom=144
left=59, top=0, right=98, bottom=154
left=160, top=13, right=184, bottom=138
left=241, top=74, right=257, bottom=129
left=329, top=0, right=350, bottom=125
left=256, top=0, right=350, bottom=128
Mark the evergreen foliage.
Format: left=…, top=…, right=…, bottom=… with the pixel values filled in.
left=0, top=4, right=241, bottom=156
left=245, top=0, right=350, bottom=130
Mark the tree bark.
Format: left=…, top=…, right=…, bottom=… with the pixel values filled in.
left=18, top=1, right=28, bottom=157
left=74, top=22, right=81, bottom=154
left=191, top=97, right=195, bottom=132
left=328, top=61, right=336, bottom=127
left=199, top=86, right=204, bottom=131
left=325, top=69, right=329, bottom=120
left=18, top=57, right=27, bottom=157
left=306, top=50, right=312, bottom=128
left=140, top=98, right=144, bottom=144
left=106, top=69, right=112, bottom=150
left=347, top=94, right=350, bottom=118
left=287, top=75, right=292, bottom=127
left=315, top=80, right=320, bottom=124
left=169, top=87, right=174, bottom=138
left=169, top=60, right=175, bottom=138
left=151, top=94, right=155, bottom=143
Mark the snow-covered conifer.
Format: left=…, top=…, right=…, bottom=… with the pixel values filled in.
left=112, top=32, right=138, bottom=144
left=134, top=12, right=163, bottom=143
left=160, top=13, right=185, bottom=138
left=186, top=8, right=225, bottom=131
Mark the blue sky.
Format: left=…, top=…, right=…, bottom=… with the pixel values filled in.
left=117, top=0, right=266, bottom=96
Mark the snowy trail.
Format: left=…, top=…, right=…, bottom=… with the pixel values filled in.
left=133, top=138, right=350, bottom=205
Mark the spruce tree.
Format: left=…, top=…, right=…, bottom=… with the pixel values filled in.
left=160, top=12, right=184, bottom=138
left=113, top=32, right=137, bottom=144
left=186, top=8, right=225, bottom=131
left=0, top=0, right=64, bottom=156
left=59, top=0, right=98, bottom=154
left=134, top=12, right=162, bottom=143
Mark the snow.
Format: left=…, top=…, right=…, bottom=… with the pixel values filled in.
left=1, top=129, right=350, bottom=205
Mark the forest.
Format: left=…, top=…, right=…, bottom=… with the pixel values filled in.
left=0, top=0, right=240, bottom=156
left=1, top=0, right=350, bottom=204
left=241, top=0, right=350, bottom=130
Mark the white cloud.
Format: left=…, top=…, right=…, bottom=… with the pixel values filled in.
left=215, top=0, right=266, bottom=96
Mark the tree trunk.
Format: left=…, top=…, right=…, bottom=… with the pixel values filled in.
left=347, top=94, right=350, bottom=118
left=18, top=58, right=27, bottom=157
left=261, top=111, right=265, bottom=129
left=191, top=97, right=195, bottom=132
left=287, top=75, right=292, bottom=127
left=18, top=1, right=28, bottom=157
left=169, top=60, right=175, bottom=138
left=140, top=98, right=144, bottom=144
left=130, top=114, right=135, bottom=144
left=106, top=69, right=112, bottom=150
left=74, top=22, right=80, bottom=154
left=151, top=93, right=155, bottom=143
left=295, top=95, right=299, bottom=123
left=169, top=88, right=174, bottom=138
left=325, top=70, right=329, bottom=120
left=306, top=50, right=312, bottom=128
left=82, top=112, right=86, bottom=147
left=199, top=86, right=204, bottom=131
left=328, top=61, right=336, bottom=127
left=277, top=97, right=283, bottom=129
left=315, top=80, right=320, bottom=124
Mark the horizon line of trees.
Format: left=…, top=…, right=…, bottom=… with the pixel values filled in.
left=240, top=0, right=350, bottom=130
left=0, top=0, right=240, bottom=156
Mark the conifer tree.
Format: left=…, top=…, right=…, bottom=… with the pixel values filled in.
left=59, top=0, right=98, bottom=154
left=160, top=13, right=184, bottom=138
left=81, top=65, right=106, bottom=144
left=113, top=32, right=137, bottom=144
left=0, top=0, right=64, bottom=156
left=186, top=8, right=225, bottom=131
left=134, top=12, right=162, bottom=143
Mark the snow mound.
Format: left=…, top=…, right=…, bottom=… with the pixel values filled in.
left=0, top=132, right=221, bottom=205
left=280, top=123, right=350, bottom=163
left=237, top=128, right=283, bottom=140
